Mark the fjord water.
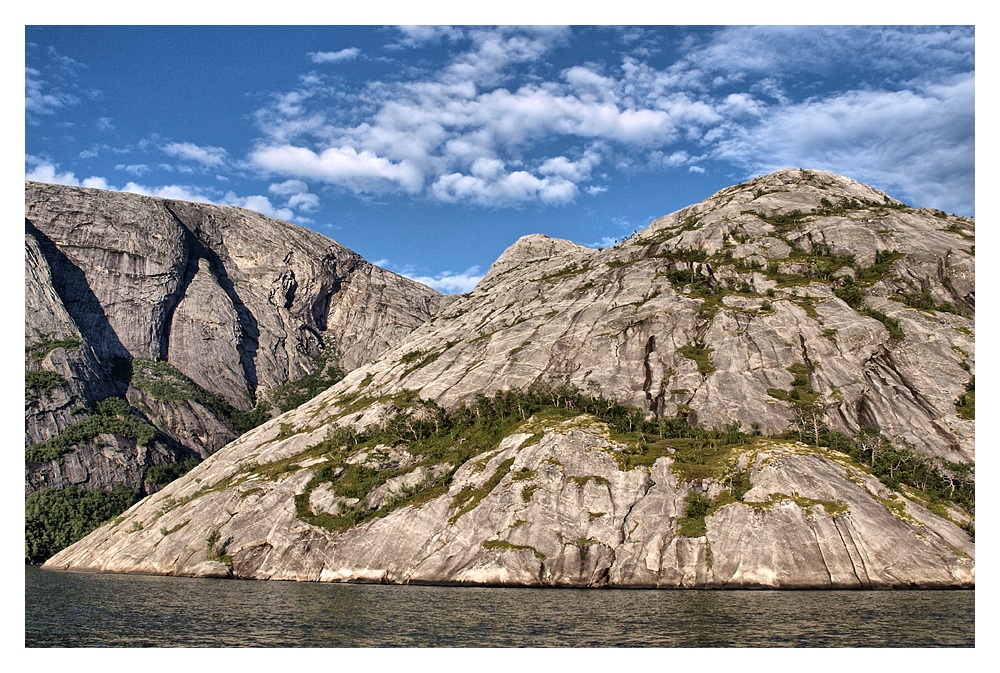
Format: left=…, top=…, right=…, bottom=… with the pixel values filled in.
left=25, top=565, right=973, bottom=647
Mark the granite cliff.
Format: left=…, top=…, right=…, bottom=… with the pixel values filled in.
left=25, top=182, right=447, bottom=558
left=42, top=170, right=975, bottom=587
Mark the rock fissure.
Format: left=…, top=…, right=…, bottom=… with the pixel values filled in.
left=832, top=516, right=870, bottom=586
left=810, top=517, right=837, bottom=586
left=169, top=204, right=263, bottom=402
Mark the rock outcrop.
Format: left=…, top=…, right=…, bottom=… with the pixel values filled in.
left=25, top=181, right=448, bottom=497
left=43, top=169, right=975, bottom=587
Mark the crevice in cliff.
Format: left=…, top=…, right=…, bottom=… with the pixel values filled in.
left=740, top=315, right=769, bottom=375
left=25, top=219, right=130, bottom=396
left=833, top=516, right=873, bottom=587
left=938, top=251, right=974, bottom=312
left=811, top=519, right=837, bottom=586
left=153, top=207, right=191, bottom=364
left=618, top=471, right=655, bottom=552
left=797, top=333, right=816, bottom=377
left=861, top=347, right=959, bottom=450
left=163, top=203, right=261, bottom=402
left=642, top=335, right=657, bottom=414
left=311, top=249, right=365, bottom=334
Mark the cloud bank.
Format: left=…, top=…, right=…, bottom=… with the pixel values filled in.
left=243, top=26, right=973, bottom=214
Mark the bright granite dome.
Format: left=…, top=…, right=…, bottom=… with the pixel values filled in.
left=37, top=169, right=975, bottom=588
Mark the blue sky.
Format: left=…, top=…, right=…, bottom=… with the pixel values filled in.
left=25, top=24, right=975, bottom=294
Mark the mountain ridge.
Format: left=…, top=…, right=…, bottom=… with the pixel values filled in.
left=329, top=168, right=973, bottom=461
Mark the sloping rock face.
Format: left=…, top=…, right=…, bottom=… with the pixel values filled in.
left=45, top=414, right=973, bottom=588
left=345, top=169, right=975, bottom=463
left=45, top=169, right=975, bottom=587
left=25, top=181, right=447, bottom=496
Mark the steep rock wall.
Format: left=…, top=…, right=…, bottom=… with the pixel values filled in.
left=25, top=181, right=447, bottom=498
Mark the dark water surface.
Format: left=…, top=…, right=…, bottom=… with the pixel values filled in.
left=25, top=565, right=973, bottom=647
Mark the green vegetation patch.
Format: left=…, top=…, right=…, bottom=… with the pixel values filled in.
left=813, top=195, right=909, bottom=216
left=866, top=308, right=905, bottom=341
left=826, top=251, right=908, bottom=340
left=26, top=396, right=158, bottom=462
left=450, top=457, right=515, bottom=523
left=896, top=289, right=969, bottom=317
left=511, top=467, right=537, bottom=482
left=131, top=359, right=218, bottom=405
left=767, top=363, right=820, bottom=406
left=25, top=369, right=65, bottom=401
left=248, top=384, right=974, bottom=542
left=744, top=493, right=850, bottom=518
left=159, top=520, right=190, bottom=536
left=129, top=359, right=270, bottom=433
left=145, top=456, right=201, bottom=486
left=266, top=350, right=345, bottom=414
left=741, top=208, right=810, bottom=234
left=956, top=376, right=975, bottom=420
left=286, top=391, right=548, bottom=533
left=817, top=429, right=974, bottom=516
left=483, top=539, right=545, bottom=560
left=399, top=350, right=441, bottom=379
left=26, top=333, right=81, bottom=363
left=536, top=262, right=591, bottom=283
left=25, top=484, right=140, bottom=563
left=678, top=342, right=716, bottom=376
left=132, top=346, right=345, bottom=431
left=205, top=529, right=233, bottom=569
left=676, top=491, right=713, bottom=537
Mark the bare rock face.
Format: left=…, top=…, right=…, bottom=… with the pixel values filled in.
left=25, top=181, right=447, bottom=499
left=344, top=169, right=975, bottom=464
left=44, top=169, right=975, bottom=588
left=45, top=414, right=973, bottom=588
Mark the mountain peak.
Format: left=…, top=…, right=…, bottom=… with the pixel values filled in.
left=480, top=233, right=590, bottom=289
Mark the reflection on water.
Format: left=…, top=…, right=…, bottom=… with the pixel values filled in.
left=24, top=565, right=973, bottom=647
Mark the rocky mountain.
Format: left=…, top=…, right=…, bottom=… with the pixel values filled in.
left=43, top=169, right=975, bottom=587
left=25, top=181, right=447, bottom=559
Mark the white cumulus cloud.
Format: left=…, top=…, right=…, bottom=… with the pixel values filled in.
left=713, top=73, right=975, bottom=215
left=309, top=48, right=360, bottom=64
left=287, top=192, right=320, bottom=212
left=401, top=267, right=484, bottom=295
left=163, top=142, right=228, bottom=168
left=26, top=157, right=109, bottom=189
left=395, top=26, right=464, bottom=47
left=251, top=144, right=424, bottom=193
left=268, top=179, right=309, bottom=196
left=223, top=193, right=294, bottom=221
left=244, top=26, right=972, bottom=214
left=432, top=170, right=577, bottom=206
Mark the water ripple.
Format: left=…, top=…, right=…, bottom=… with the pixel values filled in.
left=25, top=566, right=974, bottom=648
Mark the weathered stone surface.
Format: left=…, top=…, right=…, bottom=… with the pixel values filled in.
left=25, top=434, right=178, bottom=496
left=337, top=169, right=975, bottom=463
left=25, top=228, right=116, bottom=445
left=44, top=416, right=973, bottom=588
left=43, top=169, right=975, bottom=588
left=25, top=181, right=447, bottom=497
